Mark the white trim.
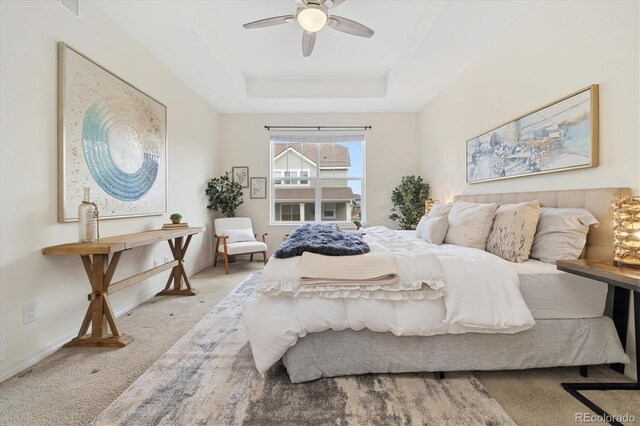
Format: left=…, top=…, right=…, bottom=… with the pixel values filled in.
left=0, top=260, right=213, bottom=384
left=273, top=146, right=317, bottom=167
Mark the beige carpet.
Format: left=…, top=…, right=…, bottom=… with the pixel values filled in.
left=0, top=261, right=637, bottom=425
left=0, top=262, right=260, bottom=426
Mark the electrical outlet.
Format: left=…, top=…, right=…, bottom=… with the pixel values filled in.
left=164, top=256, right=171, bottom=264
left=153, top=258, right=163, bottom=268
left=0, top=326, right=6, bottom=362
left=23, top=302, right=37, bottom=325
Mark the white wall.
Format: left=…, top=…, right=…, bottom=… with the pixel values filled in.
left=418, top=1, right=640, bottom=201
left=219, top=113, right=420, bottom=250
left=0, top=1, right=220, bottom=381
left=417, top=1, right=639, bottom=379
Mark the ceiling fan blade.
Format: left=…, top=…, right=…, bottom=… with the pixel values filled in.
left=243, top=15, right=294, bottom=29
left=302, top=31, right=316, bottom=57
left=328, top=15, right=374, bottom=38
left=324, top=0, right=345, bottom=8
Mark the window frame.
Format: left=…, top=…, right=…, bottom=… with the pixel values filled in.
left=322, top=202, right=336, bottom=219
left=269, top=137, right=366, bottom=226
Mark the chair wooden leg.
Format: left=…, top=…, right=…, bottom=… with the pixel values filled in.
left=263, top=251, right=268, bottom=265
left=250, top=253, right=254, bottom=262
left=224, top=254, right=230, bottom=274
left=213, top=253, right=218, bottom=267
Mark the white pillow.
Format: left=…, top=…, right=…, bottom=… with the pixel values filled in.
left=444, top=201, right=498, bottom=250
left=224, top=228, right=256, bottom=243
left=427, top=202, right=453, bottom=218
left=530, top=207, right=599, bottom=263
left=416, top=216, right=449, bottom=245
left=486, top=201, right=541, bottom=263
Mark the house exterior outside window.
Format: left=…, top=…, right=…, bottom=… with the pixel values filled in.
left=269, top=135, right=365, bottom=225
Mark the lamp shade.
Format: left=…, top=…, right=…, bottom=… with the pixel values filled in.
left=612, top=196, right=640, bottom=268
left=424, top=199, right=439, bottom=215
left=297, top=6, right=327, bottom=33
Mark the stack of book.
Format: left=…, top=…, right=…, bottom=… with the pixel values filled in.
left=162, top=222, right=189, bottom=230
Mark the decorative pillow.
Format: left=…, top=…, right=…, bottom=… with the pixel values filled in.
left=486, top=201, right=541, bottom=263
left=416, top=216, right=449, bottom=245
left=529, top=207, right=599, bottom=263
left=444, top=201, right=498, bottom=250
left=224, top=228, right=256, bottom=243
left=427, top=202, right=453, bottom=218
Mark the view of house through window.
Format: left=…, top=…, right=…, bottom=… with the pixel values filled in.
left=270, top=135, right=365, bottom=225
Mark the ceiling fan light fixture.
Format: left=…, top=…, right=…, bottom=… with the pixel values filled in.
left=297, top=6, right=328, bottom=33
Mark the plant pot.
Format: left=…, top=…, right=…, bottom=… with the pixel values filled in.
left=171, top=219, right=181, bottom=224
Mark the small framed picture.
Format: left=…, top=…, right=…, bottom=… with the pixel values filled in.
left=232, top=166, right=249, bottom=188
left=250, top=177, right=267, bottom=199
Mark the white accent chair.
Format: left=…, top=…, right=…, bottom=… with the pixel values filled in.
left=213, top=217, right=268, bottom=274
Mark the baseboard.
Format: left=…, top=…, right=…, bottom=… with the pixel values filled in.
left=0, top=261, right=213, bottom=384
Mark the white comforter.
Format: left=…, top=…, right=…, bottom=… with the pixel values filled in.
left=244, top=228, right=535, bottom=374
left=258, top=227, right=446, bottom=300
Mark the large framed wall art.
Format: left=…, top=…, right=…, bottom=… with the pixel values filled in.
left=466, top=85, right=599, bottom=184
left=58, top=42, right=167, bottom=221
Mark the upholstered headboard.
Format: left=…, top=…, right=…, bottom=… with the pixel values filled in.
left=455, top=187, right=632, bottom=260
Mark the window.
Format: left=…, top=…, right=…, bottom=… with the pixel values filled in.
left=273, top=170, right=310, bottom=185
left=279, top=204, right=301, bottom=221
left=270, top=135, right=365, bottom=225
left=322, top=203, right=336, bottom=219
left=299, top=170, right=309, bottom=185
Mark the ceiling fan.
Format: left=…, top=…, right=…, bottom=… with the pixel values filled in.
left=242, top=0, right=374, bottom=57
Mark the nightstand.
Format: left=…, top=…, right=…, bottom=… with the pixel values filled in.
left=556, top=259, right=639, bottom=425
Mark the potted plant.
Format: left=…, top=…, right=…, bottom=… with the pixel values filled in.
left=205, top=172, right=244, bottom=217
left=169, top=213, right=182, bottom=224
left=389, top=175, right=430, bottom=230
left=352, top=219, right=362, bottom=230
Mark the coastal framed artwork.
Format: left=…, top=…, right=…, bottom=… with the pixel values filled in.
left=250, top=177, right=267, bottom=199
left=58, top=42, right=167, bottom=221
left=466, top=85, right=599, bottom=184
left=232, top=166, right=249, bottom=188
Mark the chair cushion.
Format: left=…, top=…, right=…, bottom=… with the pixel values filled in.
left=224, top=228, right=256, bottom=243
left=219, top=241, right=268, bottom=255
left=215, top=217, right=253, bottom=234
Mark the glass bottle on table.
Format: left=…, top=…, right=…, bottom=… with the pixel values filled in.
left=78, top=187, right=99, bottom=243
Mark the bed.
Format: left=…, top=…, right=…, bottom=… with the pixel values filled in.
left=245, top=188, right=632, bottom=383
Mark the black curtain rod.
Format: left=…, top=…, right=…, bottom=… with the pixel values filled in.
left=264, top=125, right=372, bottom=131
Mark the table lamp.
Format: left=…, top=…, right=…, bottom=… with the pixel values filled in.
left=612, top=196, right=640, bottom=268
left=424, top=199, right=438, bottom=215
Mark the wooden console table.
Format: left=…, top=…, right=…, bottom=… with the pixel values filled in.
left=42, top=227, right=205, bottom=348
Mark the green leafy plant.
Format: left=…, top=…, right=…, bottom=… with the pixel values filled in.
left=352, top=219, right=362, bottom=230
left=389, top=175, right=430, bottom=230
left=169, top=213, right=182, bottom=223
left=205, top=172, right=243, bottom=217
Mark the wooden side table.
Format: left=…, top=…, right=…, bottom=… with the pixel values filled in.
left=556, top=259, right=639, bottom=425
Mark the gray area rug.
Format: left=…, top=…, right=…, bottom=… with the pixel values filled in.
left=94, top=273, right=515, bottom=425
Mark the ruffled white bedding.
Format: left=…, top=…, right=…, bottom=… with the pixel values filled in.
left=244, top=227, right=535, bottom=374
left=258, top=227, right=446, bottom=300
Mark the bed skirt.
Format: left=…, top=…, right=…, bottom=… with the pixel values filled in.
left=281, top=317, right=629, bottom=383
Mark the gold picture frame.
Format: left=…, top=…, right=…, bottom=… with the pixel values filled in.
left=466, top=85, right=599, bottom=184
